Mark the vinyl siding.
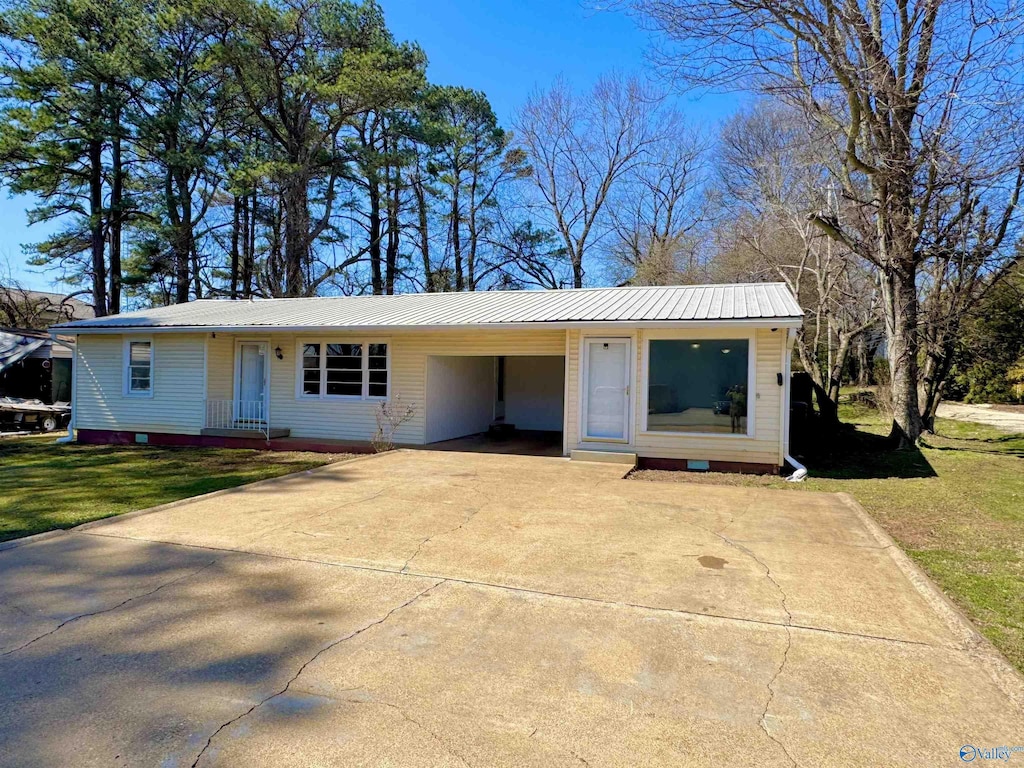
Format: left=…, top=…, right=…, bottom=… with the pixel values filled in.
left=74, top=324, right=787, bottom=465
left=204, top=329, right=566, bottom=444
left=75, top=333, right=205, bottom=434
left=566, top=327, right=786, bottom=466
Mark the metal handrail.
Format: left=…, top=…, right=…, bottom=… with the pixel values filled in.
left=204, top=399, right=269, bottom=440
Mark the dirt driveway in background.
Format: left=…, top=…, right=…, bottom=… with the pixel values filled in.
left=0, top=450, right=1021, bottom=767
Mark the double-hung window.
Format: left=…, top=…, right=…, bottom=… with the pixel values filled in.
left=299, top=341, right=389, bottom=400
left=124, top=339, right=153, bottom=396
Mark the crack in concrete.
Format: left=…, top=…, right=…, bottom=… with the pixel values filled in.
left=380, top=700, right=472, bottom=767
left=1, top=559, right=218, bottom=657
left=336, top=695, right=473, bottom=766
left=759, top=629, right=796, bottom=767
left=401, top=505, right=484, bottom=574
left=710, top=510, right=798, bottom=768
left=189, top=579, right=445, bottom=768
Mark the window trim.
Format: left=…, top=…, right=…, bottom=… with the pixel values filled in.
left=294, top=339, right=391, bottom=402
left=639, top=330, right=756, bottom=439
left=122, top=337, right=155, bottom=398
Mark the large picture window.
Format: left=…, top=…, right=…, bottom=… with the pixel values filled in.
left=645, top=338, right=751, bottom=435
left=298, top=341, right=389, bottom=400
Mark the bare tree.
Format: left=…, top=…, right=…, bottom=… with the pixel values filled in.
left=631, top=0, right=1024, bottom=447
left=714, top=102, right=879, bottom=413
left=607, top=115, right=709, bottom=284
left=0, top=268, right=90, bottom=330
left=514, top=73, right=668, bottom=288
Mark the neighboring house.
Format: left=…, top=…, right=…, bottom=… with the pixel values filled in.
left=53, top=283, right=803, bottom=472
left=0, top=286, right=94, bottom=330
left=0, top=327, right=74, bottom=403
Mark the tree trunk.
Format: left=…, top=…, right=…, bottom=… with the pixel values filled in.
left=385, top=164, right=399, bottom=296
left=368, top=171, right=383, bottom=295
left=882, top=265, right=924, bottom=447
left=230, top=195, right=241, bottom=299
left=243, top=190, right=256, bottom=298
left=855, top=336, right=870, bottom=386
left=88, top=128, right=107, bottom=318
left=413, top=177, right=432, bottom=291
left=168, top=167, right=189, bottom=305
left=452, top=183, right=463, bottom=292
left=108, top=126, right=123, bottom=314
left=920, top=346, right=955, bottom=433
left=826, top=334, right=852, bottom=406
left=282, top=172, right=309, bottom=297
left=572, top=248, right=584, bottom=289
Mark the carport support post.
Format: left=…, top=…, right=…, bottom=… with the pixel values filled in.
left=562, top=331, right=571, bottom=457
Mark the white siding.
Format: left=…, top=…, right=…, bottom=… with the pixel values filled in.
left=566, top=327, right=786, bottom=467
left=504, top=356, right=564, bottom=431
left=425, top=356, right=495, bottom=443
left=75, top=333, right=205, bottom=434
left=74, top=323, right=786, bottom=465
left=203, top=328, right=566, bottom=444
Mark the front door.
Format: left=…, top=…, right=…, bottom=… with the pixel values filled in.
left=236, top=342, right=267, bottom=425
left=582, top=338, right=631, bottom=442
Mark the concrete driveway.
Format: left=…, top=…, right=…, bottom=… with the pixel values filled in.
left=937, top=401, right=1024, bottom=432
left=1, top=451, right=1021, bottom=767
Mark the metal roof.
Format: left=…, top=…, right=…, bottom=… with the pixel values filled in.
left=1, top=329, right=49, bottom=372
left=54, top=283, right=803, bottom=333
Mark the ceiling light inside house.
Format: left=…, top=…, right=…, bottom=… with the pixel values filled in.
left=722, top=348, right=731, bottom=354
left=691, top=343, right=700, bottom=349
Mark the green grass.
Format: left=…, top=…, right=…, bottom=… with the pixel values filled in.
left=632, top=404, right=1024, bottom=673
left=0, top=435, right=342, bottom=543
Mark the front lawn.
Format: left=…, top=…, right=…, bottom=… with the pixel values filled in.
left=0, top=435, right=345, bottom=543
left=632, top=403, right=1024, bottom=674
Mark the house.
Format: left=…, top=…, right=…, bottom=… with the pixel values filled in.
left=1, top=286, right=94, bottom=329
left=1, top=327, right=74, bottom=403
left=52, top=283, right=804, bottom=472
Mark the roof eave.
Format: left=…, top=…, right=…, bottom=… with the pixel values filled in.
left=54, top=317, right=805, bottom=335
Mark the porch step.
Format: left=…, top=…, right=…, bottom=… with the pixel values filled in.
left=570, top=449, right=637, bottom=467
left=200, top=428, right=291, bottom=439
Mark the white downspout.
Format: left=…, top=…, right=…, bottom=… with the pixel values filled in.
left=781, top=327, right=807, bottom=482
left=55, top=333, right=77, bottom=444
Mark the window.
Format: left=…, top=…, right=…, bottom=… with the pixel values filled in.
left=645, top=338, right=751, bottom=435
left=124, top=339, right=153, bottom=396
left=298, top=341, right=389, bottom=400
left=301, top=344, right=321, bottom=395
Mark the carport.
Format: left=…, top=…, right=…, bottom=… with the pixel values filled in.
left=424, top=354, right=565, bottom=450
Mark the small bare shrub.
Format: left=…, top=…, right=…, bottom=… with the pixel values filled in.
left=874, top=384, right=895, bottom=419
left=372, top=394, right=416, bottom=452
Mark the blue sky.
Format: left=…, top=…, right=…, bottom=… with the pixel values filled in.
left=1, top=0, right=744, bottom=291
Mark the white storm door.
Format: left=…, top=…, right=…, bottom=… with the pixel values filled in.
left=583, top=338, right=631, bottom=442
left=236, top=342, right=268, bottom=423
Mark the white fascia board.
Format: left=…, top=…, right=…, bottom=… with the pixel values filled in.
left=58, top=318, right=805, bottom=335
